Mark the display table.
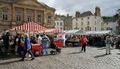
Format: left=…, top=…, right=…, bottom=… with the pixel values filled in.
left=32, top=44, right=42, bottom=56
left=55, top=39, right=63, bottom=48
left=66, top=40, right=80, bottom=47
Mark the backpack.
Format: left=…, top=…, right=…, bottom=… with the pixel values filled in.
left=41, top=36, right=49, bottom=45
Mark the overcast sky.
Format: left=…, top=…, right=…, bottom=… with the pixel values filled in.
left=39, top=0, right=120, bottom=16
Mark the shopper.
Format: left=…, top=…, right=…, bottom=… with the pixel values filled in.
left=41, top=33, right=50, bottom=55
left=20, top=33, right=35, bottom=61
left=105, top=35, right=112, bottom=55
left=80, top=35, right=88, bottom=52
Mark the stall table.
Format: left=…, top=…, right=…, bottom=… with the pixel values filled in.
left=32, top=44, right=42, bottom=56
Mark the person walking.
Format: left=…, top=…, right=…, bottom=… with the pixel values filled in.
left=41, top=33, right=50, bottom=56
left=2, top=32, right=10, bottom=53
left=16, top=34, right=24, bottom=56
left=105, top=35, right=112, bottom=55
left=38, top=34, right=42, bottom=46
left=19, top=33, right=35, bottom=61
left=80, top=35, right=88, bottom=52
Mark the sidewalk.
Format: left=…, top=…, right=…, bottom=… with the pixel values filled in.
left=0, top=47, right=120, bottom=69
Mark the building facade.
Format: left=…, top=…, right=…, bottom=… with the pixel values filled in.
left=55, top=15, right=64, bottom=30
left=0, top=0, right=55, bottom=32
left=101, top=22, right=117, bottom=31
left=72, top=7, right=103, bottom=31
left=64, top=14, right=72, bottom=30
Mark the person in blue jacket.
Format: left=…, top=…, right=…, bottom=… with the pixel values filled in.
left=20, top=33, right=35, bottom=61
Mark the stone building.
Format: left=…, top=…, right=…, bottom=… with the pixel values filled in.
left=64, top=14, right=72, bottom=30
left=0, top=0, right=55, bottom=32
left=72, top=7, right=103, bottom=31
left=101, top=17, right=117, bottom=32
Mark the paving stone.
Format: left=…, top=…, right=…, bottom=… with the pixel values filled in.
left=0, top=47, right=120, bottom=69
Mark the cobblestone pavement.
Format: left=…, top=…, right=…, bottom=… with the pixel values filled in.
left=0, top=47, right=120, bottom=69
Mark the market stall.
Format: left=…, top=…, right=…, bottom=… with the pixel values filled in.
left=11, top=22, right=47, bottom=56
left=45, top=28, right=65, bottom=48
left=12, top=22, right=47, bottom=33
left=65, top=30, right=84, bottom=35
left=64, top=30, right=84, bottom=47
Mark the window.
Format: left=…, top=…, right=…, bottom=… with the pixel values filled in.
left=76, top=23, right=78, bottom=29
left=81, top=22, right=83, bottom=26
left=106, top=27, right=112, bottom=30
left=16, top=15, right=21, bottom=22
left=76, top=18, right=78, bottom=21
left=2, top=9, right=8, bottom=20
left=48, top=16, right=52, bottom=24
left=60, top=27, right=62, bottom=30
left=87, top=21, right=89, bottom=25
left=95, top=16, right=96, bottom=19
left=37, top=15, right=41, bottom=22
left=16, top=11, right=21, bottom=22
left=81, top=18, right=83, bottom=20
left=95, top=27, right=96, bottom=31
left=106, top=23, right=108, bottom=25
left=86, top=26, right=91, bottom=31
left=27, top=16, right=32, bottom=22
left=95, top=21, right=96, bottom=25
left=57, top=22, right=59, bottom=25
left=81, top=28, right=83, bottom=30
left=88, top=17, right=89, bottom=19
left=60, top=22, right=62, bottom=26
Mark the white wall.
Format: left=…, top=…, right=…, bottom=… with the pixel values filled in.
left=55, top=20, right=64, bottom=30
left=72, top=16, right=102, bottom=31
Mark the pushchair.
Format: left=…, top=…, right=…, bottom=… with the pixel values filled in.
left=49, top=42, right=61, bottom=55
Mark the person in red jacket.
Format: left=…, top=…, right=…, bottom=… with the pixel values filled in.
left=80, top=35, right=88, bottom=52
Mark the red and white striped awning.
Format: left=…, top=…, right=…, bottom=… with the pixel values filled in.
left=12, top=22, right=47, bottom=33
left=45, top=28, right=63, bottom=34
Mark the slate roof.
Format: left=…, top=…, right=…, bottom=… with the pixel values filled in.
left=80, top=11, right=93, bottom=17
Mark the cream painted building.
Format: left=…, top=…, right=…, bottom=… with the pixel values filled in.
left=55, top=15, right=64, bottom=30
left=72, top=7, right=103, bottom=31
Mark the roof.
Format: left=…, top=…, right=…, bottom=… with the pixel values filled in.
left=0, top=0, right=55, bottom=11
left=80, top=11, right=93, bottom=17
left=40, top=2, right=55, bottom=11
left=55, top=15, right=66, bottom=21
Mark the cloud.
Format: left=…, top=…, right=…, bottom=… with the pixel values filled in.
left=39, top=0, right=120, bottom=16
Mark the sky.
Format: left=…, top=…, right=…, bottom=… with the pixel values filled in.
left=39, top=0, right=120, bottom=16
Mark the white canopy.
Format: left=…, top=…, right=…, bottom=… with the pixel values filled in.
left=65, top=30, right=84, bottom=35
left=84, top=30, right=111, bottom=35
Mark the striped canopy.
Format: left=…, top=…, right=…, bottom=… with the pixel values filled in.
left=12, top=22, right=47, bottom=33
left=45, top=28, right=63, bottom=34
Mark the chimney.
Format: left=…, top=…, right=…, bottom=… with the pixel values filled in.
left=75, top=11, right=80, bottom=18
left=67, top=14, right=69, bottom=17
left=94, top=6, right=101, bottom=16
